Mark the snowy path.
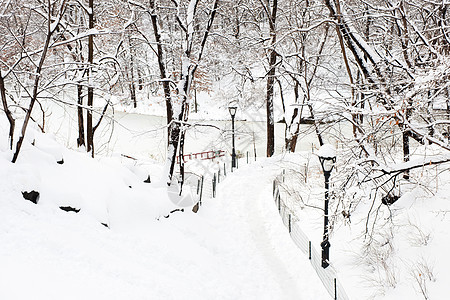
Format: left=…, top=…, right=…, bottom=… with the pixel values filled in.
left=197, top=158, right=329, bottom=299
left=226, top=165, right=303, bottom=299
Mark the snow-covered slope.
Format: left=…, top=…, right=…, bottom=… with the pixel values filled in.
left=0, top=123, right=328, bottom=299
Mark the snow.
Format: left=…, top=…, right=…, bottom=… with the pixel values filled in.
left=186, top=0, right=198, bottom=36
left=3, top=0, right=450, bottom=297
left=2, top=79, right=450, bottom=299
left=0, top=119, right=329, bottom=299
left=317, top=143, right=336, bottom=158
left=340, top=2, right=382, bottom=65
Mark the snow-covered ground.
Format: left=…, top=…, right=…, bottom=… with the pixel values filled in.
left=2, top=88, right=449, bottom=299
left=0, top=121, right=329, bottom=299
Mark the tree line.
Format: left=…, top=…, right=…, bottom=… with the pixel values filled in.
left=1, top=0, right=449, bottom=194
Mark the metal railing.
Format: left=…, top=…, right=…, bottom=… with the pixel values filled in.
left=273, top=173, right=350, bottom=300
left=176, top=150, right=226, bottom=163
left=190, top=151, right=253, bottom=211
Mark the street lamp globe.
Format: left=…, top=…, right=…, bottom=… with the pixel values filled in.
left=317, top=144, right=336, bottom=174
left=228, top=106, right=237, bottom=117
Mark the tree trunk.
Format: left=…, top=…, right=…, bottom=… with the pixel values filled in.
left=86, top=0, right=94, bottom=157
left=402, top=96, right=413, bottom=179
left=334, top=0, right=356, bottom=137
left=167, top=122, right=181, bottom=184
left=308, top=103, right=324, bottom=147
left=137, top=68, right=144, bottom=90
left=0, top=72, right=15, bottom=149
left=285, top=108, right=299, bottom=152
left=12, top=9, right=54, bottom=162
left=402, top=129, right=410, bottom=180
left=130, top=78, right=137, bottom=108
left=447, top=89, right=450, bottom=144
left=284, top=79, right=303, bottom=152
left=77, top=83, right=85, bottom=147
left=266, top=55, right=276, bottom=157
left=178, top=123, right=187, bottom=191
left=149, top=0, right=173, bottom=132
left=265, top=0, right=278, bottom=157
left=128, top=34, right=137, bottom=108
left=149, top=0, right=175, bottom=184
left=234, top=6, right=240, bottom=40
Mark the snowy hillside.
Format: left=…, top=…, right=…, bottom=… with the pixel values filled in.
left=0, top=122, right=330, bottom=299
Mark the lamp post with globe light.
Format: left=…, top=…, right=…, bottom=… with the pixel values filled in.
left=228, top=106, right=237, bottom=168
left=317, top=144, right=336, bottom=269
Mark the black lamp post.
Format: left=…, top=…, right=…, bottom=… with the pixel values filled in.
left=318, top=145, right=336, bottom=269
left=229, top=106, right=237, bottom=168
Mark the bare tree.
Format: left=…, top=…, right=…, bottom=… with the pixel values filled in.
left=6, top=0, right=69, bottom=162
left=130, top=0, right=220, bottom=186
left=320, top=0, right=450, bottom=228
left=0, top=70, right=15, bottom=149
left=262, top=0, right=278, bottom=157
left=85, top=0, right=95, bottom=156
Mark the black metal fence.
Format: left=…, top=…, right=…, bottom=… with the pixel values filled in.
left=273, top=173, right=350, bottom=300
left=191, top=151, right=253, bottom=211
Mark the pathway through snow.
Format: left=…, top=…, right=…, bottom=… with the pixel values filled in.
left=205, top=158, right=329, bottom=299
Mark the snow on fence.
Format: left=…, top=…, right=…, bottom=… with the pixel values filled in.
left=273, top=173, right=350, bottom=300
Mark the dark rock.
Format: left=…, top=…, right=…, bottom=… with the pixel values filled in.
left=59, top=206, right=80, bottom=213
left=144, top=175, right=151, bottom=183
left=164, top=208, right=185, bottom=218
left=57, top=158, right=64, bottom=164
left=192, top=203, right=199, bottom=213
left=381, top=194, right=399, bottom=206
left=101, top=223, right=109, bottom=228
left=22, top=190, right=40, bottom=204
